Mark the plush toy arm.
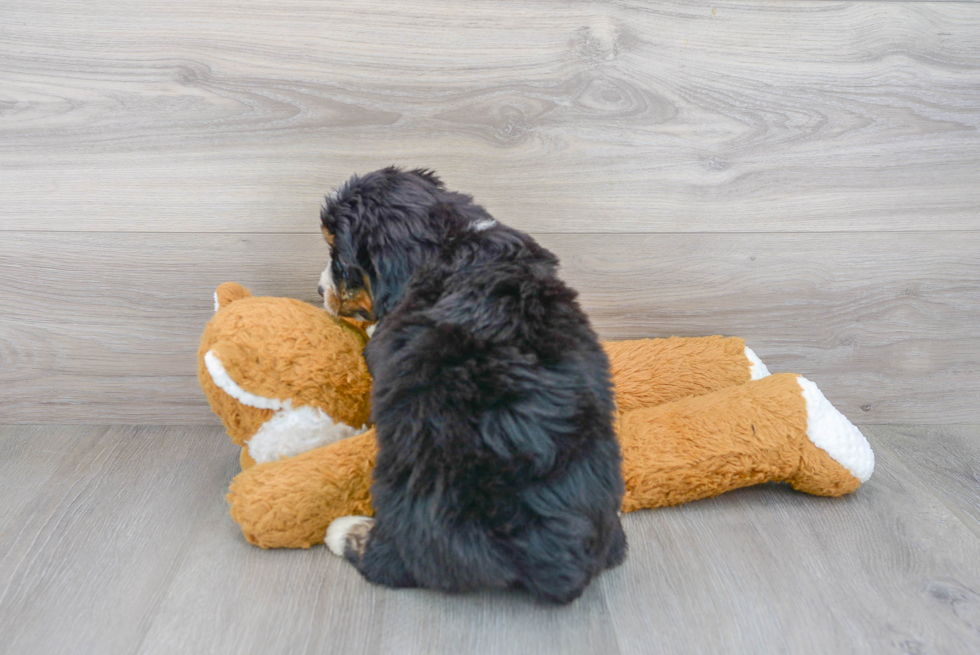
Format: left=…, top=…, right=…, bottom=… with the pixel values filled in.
left=618, top=373, right=874, bottom=511
left=603, top=336, right=769, bottom=412
left=227, top=429, right=378, bottom=549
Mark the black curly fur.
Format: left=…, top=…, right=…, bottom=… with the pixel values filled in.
left=321, top=167, right=626, bottom=604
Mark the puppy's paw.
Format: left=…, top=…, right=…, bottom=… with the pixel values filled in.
left=326, top=516, right=375, bottom=559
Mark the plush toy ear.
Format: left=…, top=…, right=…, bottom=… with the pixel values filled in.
left=214, top=282, right=252, bottom=311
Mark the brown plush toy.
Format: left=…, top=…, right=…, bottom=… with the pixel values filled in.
left=199, top=283, right=874, bottom=549
left=199, top=282, right=373, bottom=471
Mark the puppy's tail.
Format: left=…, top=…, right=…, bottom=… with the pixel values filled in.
left=214, top=282, right=253, bottom=312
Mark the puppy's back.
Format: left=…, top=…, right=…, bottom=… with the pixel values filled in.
left=364, top=233, right=626, bottom=603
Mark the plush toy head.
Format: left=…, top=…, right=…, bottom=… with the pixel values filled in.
left=198, top=283, right=373, bottom=468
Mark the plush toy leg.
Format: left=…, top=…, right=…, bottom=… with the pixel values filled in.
left=618, top=373, right=874, bottom=512
left=603, top=336, right=769, bottom=412
left=227, top=429, right=378, bottom=549
left=228, top=363, right=873, bottom=549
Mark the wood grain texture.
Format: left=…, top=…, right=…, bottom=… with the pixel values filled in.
left=602, top=426, right=980, bottom=654
left=0, top=426, right=239, bottom=655
left=138, top=524, right=621, bottom=655
left=2, top=425, right=980, bottom=655
left=557, top=231, right=980, bottom=424
left=1, top=230, right=976, bottom=423
left=135, top=504, right=388, bottom=655
left=867, top=425, right=980, bottom=539
left=1, top=1, right=978, bottom=233
left=0, top=425, right=88, bottom=583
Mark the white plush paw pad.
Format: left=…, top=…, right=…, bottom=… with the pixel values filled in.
left=326, top=516, right=375, bottom=557
left=744, top=346, right=771, bottom=380
left=797, top=377, right=875, bottom=482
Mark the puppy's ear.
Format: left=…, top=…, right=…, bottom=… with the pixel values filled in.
left=320, top=224, right=335, bottom=246
left=320, top=197, right=345, bottom=249
left=410, top=168, right=444, bottom=188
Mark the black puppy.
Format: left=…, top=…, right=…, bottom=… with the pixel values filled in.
left=322, top=167, right=626, bottom=604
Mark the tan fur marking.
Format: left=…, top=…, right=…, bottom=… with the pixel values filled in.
left=339, top=287, right=373, bottom=319
left=337, top=281, right=375, bottom=332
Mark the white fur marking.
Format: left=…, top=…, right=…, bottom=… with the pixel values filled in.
left=213, top=291, right=220, bottom=313
left=744, top=346, right=771, bottom=380
left=319, top=264, right=336, bottom=314
left=326, top=516, right=374, bottom=557
left=365, top=324, right=377, bottom=338
left=797, top=376, right=875, bottom=483
left=471, top=218, right=496, bottom=232
left=246, top=405, right=367, bottom=464
left=204, top=351, right=284, bottom=410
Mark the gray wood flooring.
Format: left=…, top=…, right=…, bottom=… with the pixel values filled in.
left=1, top=424, right=978, bottom=655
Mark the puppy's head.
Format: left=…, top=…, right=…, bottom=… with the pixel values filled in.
left=319, top=167, right=453, bottom=326
left=318, top=223, right=375, bottom=330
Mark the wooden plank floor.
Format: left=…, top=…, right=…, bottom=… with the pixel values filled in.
left=1, top=425, right=978, bottom=655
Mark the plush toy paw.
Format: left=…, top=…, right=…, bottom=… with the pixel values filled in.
left=227, top=429, right=378, bottom=549
left=326, top=516, right=375, bottom=559
left=618, top=372, right=874, bottom=511
left=788, top=376, right=874, bottom=496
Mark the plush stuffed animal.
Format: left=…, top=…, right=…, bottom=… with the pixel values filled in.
left=199, top=282, right=373, bottom=471
left=199, top=283, right=874, bottom=549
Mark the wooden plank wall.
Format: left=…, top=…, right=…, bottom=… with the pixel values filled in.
left=1, top=0, right=978, bottom=424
